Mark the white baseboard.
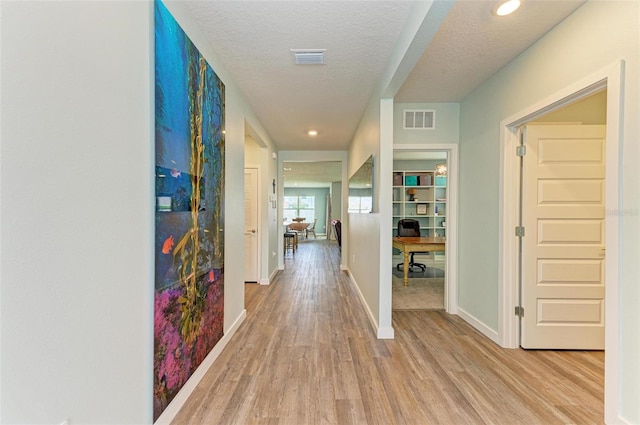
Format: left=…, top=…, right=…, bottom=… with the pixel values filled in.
left=260, top=268, right=279, bottom=285
left=456, top=307, right=499, bottom=344
left=154, top=309, right=247, bottom=425
left=346, top=270, right=393, bottom=339
left=616, top=414, right=633, bottom=425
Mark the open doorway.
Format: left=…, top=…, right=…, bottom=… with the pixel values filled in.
left=498, top=61, right=624, bottom=424
left=280, top=159, right=345, bottom=264
left=501, top=85, right=617, bottom=349
left=392, top=144, right=459, bottom=314
left=519, top=91, right=607, bottom=349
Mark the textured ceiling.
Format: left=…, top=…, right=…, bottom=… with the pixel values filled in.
left=186, top=1, right=414, bottom=151
left=395, top=0, right=585, bottom=102
left=283, top=161, right=342, bottom=188
left=184, top=0, right=585, bottom=183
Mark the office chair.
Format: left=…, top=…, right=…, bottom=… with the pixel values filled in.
left=396, top=219, right=427, bottom=272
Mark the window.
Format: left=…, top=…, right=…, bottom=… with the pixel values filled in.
left=348, top=196, right=372, bottom=214
left=283, top=195, right=315, bottom=222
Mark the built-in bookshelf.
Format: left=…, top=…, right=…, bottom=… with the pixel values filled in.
left=392, top=170, right=447, bottom=238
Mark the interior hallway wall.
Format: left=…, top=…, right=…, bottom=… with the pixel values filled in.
left=244, top=126, right=279, bottom=284
left=1, top=0, right=272, bottom=422
left=1, top=2, right=154, bottom=423
left=458, top=2, right=639, bottom=422
left=393, top=102, right=460, bottom=145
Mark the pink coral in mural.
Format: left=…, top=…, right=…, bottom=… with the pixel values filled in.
left=154, top=288, right=192, bottom=392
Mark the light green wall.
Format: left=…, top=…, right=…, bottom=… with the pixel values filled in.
left=458, top=2, right=639, bottom=422
left=394, top=102, right=459, bottom=144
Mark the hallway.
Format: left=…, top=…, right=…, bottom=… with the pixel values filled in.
left=171, top=240, right=604, bottom=424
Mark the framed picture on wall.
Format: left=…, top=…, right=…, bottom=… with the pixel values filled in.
left=416, top=203, right=427, bottom=215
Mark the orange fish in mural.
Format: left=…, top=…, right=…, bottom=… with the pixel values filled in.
left=161, top=235, right=174, bottom=254
left=208, top=270, right=215, bottom=282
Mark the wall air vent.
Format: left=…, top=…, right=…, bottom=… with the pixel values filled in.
left=291, top=49, right=326, bottom=65
left=404, top=109, right=435, bottom=130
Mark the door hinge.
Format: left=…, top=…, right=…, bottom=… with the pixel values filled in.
left=515, top=306, right=524, bottom=317
left=515, top=226, right=525, bottom=237
left=516, top=145, right=526, bottom=157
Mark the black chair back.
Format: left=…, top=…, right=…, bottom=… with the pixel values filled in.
left=398, top=219, right=421, bottom=237
left=332, top=220, right=342, bottom=247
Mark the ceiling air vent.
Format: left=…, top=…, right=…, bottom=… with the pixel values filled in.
left=291, top=49, right=326, bottom=65
left=404, top=109, right=435, bottom=130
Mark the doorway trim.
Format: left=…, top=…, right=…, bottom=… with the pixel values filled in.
left=498, top=60, right=624, bottom=423
left=277, top=151, right=349, bottom=270
left=393, top=143, right=459, bottom=314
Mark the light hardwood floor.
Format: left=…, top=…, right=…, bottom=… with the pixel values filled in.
left=172, top=239, right=604, bottom=424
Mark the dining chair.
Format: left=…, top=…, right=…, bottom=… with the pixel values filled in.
left=305, top=218, right=317, bottom=238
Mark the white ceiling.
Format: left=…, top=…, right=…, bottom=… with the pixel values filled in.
left=283, top=161, right=342, bottom=188
left=186, top=0, right=584, bottom=147
left=184, top=0, right=585, bottom=183
left=396, top=0, right=585, bottom=103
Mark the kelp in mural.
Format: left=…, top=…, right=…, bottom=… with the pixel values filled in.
left=154, top=0, right=225, bottom=419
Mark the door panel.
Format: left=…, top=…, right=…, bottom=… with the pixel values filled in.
left=521, top=124, right=606, bottom=349
left=244, top=168, right=259, bottom=282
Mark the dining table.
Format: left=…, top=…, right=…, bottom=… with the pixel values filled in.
left=285, top=221, right=310, bottom=232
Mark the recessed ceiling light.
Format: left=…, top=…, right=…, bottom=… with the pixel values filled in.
left=308, top=130, right=318, bottom=136
left=492, top=0, right=521, bottom=16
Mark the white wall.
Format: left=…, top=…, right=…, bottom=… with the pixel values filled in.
left=348, top=98, right=385, bottom=332
left=245, top=136, right=262, bottom=163
left=1, top=0, right=263, bottom=422
left=265, top=152, right=280, bottom=280
left=458, top=1, right=640, bottom=422
left=244, top=124, right=279, bottom=284
left=1, top=1, right=153, bottom=423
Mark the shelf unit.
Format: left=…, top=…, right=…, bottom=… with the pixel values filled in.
left=392, top=170, right=447, bottom=238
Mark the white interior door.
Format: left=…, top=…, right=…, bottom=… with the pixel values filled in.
left=244, top=168, right=259, bottom=282
left=521, top=124, right=606, bottom=349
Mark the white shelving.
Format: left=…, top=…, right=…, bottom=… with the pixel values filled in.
left=392, top=170, right=447, bottom=238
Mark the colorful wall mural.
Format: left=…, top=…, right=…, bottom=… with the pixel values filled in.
left=154, top=0, right=225, bottom=419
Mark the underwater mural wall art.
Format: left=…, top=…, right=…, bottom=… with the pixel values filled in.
left=154, top=0, right=225, bottom=419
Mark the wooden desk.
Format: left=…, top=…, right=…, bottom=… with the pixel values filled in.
left=392, top=237, right=445, bottom=286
